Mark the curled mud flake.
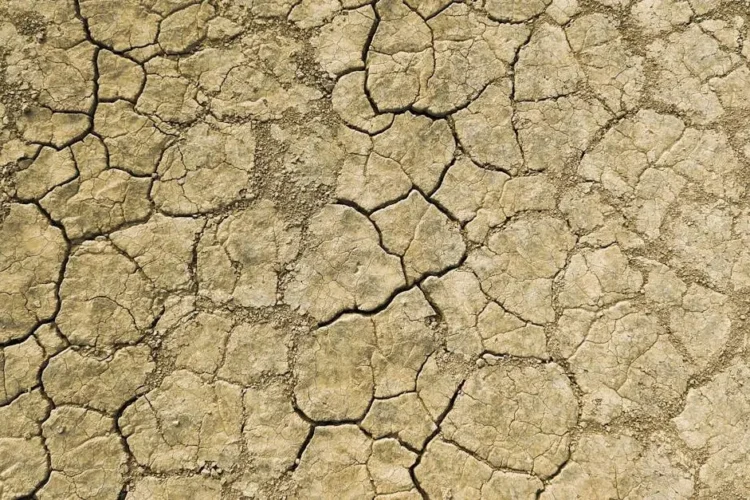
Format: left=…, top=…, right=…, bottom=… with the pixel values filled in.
left=294, top=314, right=376, bottom=421
left=111, top=214, right=205, bottom=292
left=674, top=359, right=750, bottom=497
left=452, top=81, right=522, bottom=175
left=515, top=96, right=612, bottom=174
left=515, top=23, right=582, bottom=101
left=152, top=121, right=255, bottom=215
left=0, top=203, right=66, bottom=343
left=332, top=71, right=394, bottom=135
left=467, top=215, right=575, bottom=324
left=361, top=393, right=437, bottom=450
left=0, top=140, right=40, bottom=172
left=152, top=295, right=196, bottom=334
left=57, top=240, right=159, bottom=348
left=442, top=362, right=578, bottom=478
left=372, top=190, right=466, bottom=284
left=40, top=406, right=127, bottom=500
left=313, top=5, right=376, bottom=78
left=292, top=425, right=374, bottom=499
left=79, top=0, right=160, bottom=52
left=42, top=345, right=155, bottom=413
left=284, top=204, right=405, bottom=322
left=541, top=431, right=694, bottom=500
left=97, top=50, right=146, bottom=102
left=243, top=380, right=310, bottom=484
left=129, top=476, right=222, bottom=500
left=119, top=370, right=243, bottom=473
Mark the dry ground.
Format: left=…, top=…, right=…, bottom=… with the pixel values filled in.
left=1, top=0, right=750, bottom=498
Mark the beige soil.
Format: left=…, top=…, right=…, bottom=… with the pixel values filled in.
left=1, top=0, right=750, bottom=498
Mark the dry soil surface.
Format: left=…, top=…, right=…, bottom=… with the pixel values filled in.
left=2, top=0, right=750, bottom=498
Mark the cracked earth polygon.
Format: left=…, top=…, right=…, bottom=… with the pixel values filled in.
left=1, top=0, right=750, bottom=498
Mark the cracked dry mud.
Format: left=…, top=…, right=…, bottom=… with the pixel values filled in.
left=2, top=1, right=750, bottom=499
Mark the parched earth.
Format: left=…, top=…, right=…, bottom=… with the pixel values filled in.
left=1, top=0, right=750, bottom=498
